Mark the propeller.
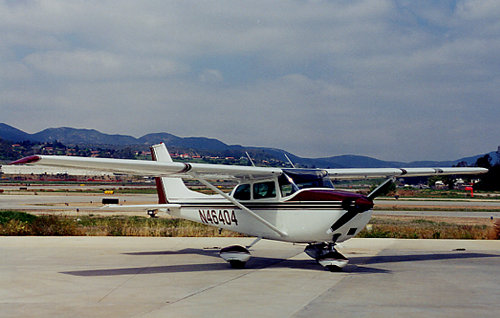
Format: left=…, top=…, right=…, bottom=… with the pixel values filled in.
left=329, top=177, right=395, bottom=234
left=367, top=177, right=396, bottom=200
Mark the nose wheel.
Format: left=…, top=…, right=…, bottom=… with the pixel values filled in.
left=305, top=242, right=348, bottom=271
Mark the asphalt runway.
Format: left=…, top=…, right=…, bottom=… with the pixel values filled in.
left=373, top=210, right=500, bottom=218
left=0, top=193, right=156, bottom=215
left=1, top=237, right=500, bottom=317
left=2, top=192, right=500, bottom=218
left=374, top=198, right=500, bottom=208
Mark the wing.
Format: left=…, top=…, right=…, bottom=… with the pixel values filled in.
left=325, top=167, right=488, bottom=179
left=9, top=154, right=282, bottom=179
left=10, top=154, right=487, bottom=180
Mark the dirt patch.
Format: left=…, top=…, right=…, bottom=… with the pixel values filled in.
left=374, top=214, right=493, bottom=226
left=361, top=215, right=499, bottom=240
left=375, top=202, right=500, bottom=212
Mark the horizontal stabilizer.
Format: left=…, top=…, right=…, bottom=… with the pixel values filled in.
left=101, top=204, right=181, bottom=210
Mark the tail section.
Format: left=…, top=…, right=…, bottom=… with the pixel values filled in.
left=150, top=143, right=207, bottom=203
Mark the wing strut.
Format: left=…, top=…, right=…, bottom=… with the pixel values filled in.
left=284, top=154, right=296, bottom=168
left=245, top=152, right=256, bottom=167
left=190, top=172, right=288, bottom=238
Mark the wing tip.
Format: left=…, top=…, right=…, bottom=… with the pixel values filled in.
left=9, top=155, right=41, bottom=165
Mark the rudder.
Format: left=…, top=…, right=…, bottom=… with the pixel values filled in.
left=150, top=143, right=207, bottom=203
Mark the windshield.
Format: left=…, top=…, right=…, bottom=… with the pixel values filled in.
left=278, top=169, right=334, bottom=197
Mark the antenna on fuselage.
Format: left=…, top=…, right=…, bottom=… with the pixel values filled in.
left=245, top=152, right=256, bottom=167
left=284, top=153, right=296, bottom=168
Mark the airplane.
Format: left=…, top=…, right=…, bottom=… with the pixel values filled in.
left=10, top=143, right=488, bottom=271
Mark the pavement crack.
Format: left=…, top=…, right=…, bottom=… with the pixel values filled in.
left=136, top=249, right=305, bottom=316
left=98, top=255, right=162, bottom=303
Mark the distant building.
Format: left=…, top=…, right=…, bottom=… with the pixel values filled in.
left=454, top=178, right=466, bottom=190
left=434, top=180, right=446, bottom=189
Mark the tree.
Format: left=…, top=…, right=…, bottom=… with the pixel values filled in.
left=455, top=161, right=468, bottom=167
left=428, top=175, right=453, bottom=189
left=475, top=155, right=500, bottom=190
left=475, top=164, right=500, bottom=190
left=475, top=154, right=492, bottom=169
left=0, top=138, right=17, bottom=160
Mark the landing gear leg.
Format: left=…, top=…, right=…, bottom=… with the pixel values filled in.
left=304, top=242, right=349, bottom=271
left=246, top=237, right=262, bottom=249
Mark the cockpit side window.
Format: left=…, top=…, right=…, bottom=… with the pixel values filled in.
left=278, top=174, right=298, bottom=197
left=233, top=184, right=250, bottom=200
left=253, top=181, right=276, bottom=199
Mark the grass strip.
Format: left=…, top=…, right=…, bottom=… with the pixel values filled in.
left=359, top=216, right=500, bottom=240
left=0, top=210, right=243, bottom=237
left=1, top=210, right=499, bottom=239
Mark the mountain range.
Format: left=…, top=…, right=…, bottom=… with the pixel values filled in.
left=0, top=123, right=496, bottom=168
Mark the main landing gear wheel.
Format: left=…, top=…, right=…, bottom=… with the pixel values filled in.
left=317, top=252, right=348, bottom=271
left=304, top=242, right=349, bottom=271
left=324, top=265, right=343, bottom=272
left=228, top=260, right=247, bottom=269
left=220, top=245, right=251, bottom=269
left=325, top=265, right=342, bottom=272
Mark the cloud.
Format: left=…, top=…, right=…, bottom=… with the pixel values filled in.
left=1, top=0, right=499, bottom=161
left=199, top=69, right=223, bottom=84
left=23, top=50, right=187, bottom=79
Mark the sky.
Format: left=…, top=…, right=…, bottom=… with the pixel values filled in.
left=1, top=0, right=499, bottom=162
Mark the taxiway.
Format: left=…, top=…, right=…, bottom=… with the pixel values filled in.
left=1, top=237, right=500, bottom=317
left=3, top=192, right=500, bottom=220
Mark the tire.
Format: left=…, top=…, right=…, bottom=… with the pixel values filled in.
left=325, top=265, right=343, bottom=272
left=229, top=260, right=246, bottom=269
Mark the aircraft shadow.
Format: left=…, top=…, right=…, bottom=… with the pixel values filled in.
left=60, top=249, right=499, bottom=277
left=61, top=256, right=296, bottom=277
left=123, top=248, right=221, bottom=257
left=350, top=251, right=500, bottom=266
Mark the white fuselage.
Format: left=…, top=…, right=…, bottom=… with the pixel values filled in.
left=166, top=196, right=373, bottom=243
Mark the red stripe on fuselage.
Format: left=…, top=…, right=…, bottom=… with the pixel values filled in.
left=150, top=146, right=168, bottom=204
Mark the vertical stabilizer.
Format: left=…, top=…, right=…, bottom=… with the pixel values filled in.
left=150, top=143, right=207, bottom=203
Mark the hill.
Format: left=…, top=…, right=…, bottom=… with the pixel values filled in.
left=0, top=123, right=495, bottom=168
left=0, top=123, right=30, bottom=142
